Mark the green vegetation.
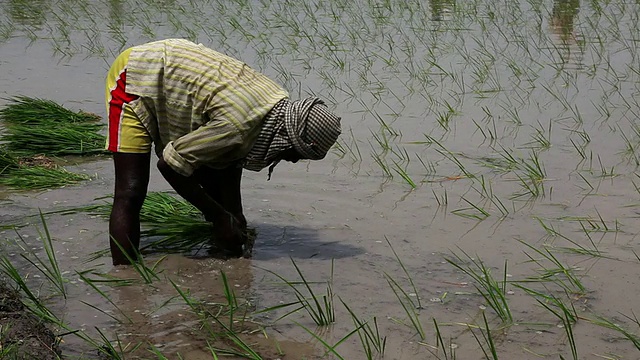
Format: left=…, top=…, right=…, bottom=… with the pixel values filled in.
left=0, top=0, right=639, bottom=358
left=0, top=96, right=105, bottom=156
left=0, top=97, right=105, bottom=190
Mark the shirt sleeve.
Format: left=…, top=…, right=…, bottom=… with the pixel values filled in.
left=162, top=119, right=244, bottom=177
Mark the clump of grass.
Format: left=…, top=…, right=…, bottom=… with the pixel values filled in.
left=0, top=96, right=106, bottom=156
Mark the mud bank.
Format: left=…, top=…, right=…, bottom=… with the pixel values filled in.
left=0, top=280, right=61, bottom=360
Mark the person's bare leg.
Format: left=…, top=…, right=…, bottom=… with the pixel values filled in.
left=109, top=152, right=151, bottom=265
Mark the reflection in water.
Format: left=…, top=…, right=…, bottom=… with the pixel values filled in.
left=549, top=0, right=584, bottom=68
left=5, top=0, right=50, bottom=26
left=107, top=0, right=124, bottom=27
left=107, top=255, right=318, bottom=358
left=110, top=256, right=255, bottom=356
left=429, top=0, right=456, bottom=22
left=551, top=0, right=580, bottom=42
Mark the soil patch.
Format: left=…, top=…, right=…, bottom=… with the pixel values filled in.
left=0, top=280, right=61, bottom=359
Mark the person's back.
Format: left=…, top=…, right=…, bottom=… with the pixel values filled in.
left=125, top=39, right=289, bottom=164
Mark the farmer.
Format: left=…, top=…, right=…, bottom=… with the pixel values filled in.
left=105, top=39, right=341, bottom=266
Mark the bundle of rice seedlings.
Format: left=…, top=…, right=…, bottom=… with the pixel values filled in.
left=0, top=166, right=90, bottom=190
left=0, top=149, right=89, bottom=190
left=75, top=192, right=255, bottom=256
left=3, top=124, right=105, bottom=156
left=0, top=148, right=19, bottom=175
left=137, top=192, right=214, bottom=251
left=0, top=96, right=106, bottom=156
left=0, top=96, right=101, bottom=125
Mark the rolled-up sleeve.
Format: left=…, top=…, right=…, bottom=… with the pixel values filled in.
left=162, top=119, right=244, bottom=177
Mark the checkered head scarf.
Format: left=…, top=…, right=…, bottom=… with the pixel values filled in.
left=243, top=97, right=342, bottom=178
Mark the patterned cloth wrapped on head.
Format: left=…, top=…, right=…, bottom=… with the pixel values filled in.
left=244, top=97, right=342, bottom=176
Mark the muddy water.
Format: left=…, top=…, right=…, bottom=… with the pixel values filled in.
left=1, top=0, right=640, bottom=359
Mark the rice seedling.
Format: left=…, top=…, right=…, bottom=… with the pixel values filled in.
left=72, top=192, right=257, bottom=255
left=578, top=209, right=619, bottom=234
left=0, top=96, right=106, bottom=156
left=425, top=135, right=474, bottom=179
left=296, top=320, right=365, bottom=360
left=75, top=271, right=134, bottom=324
left=386, top=237, right=422, bottom=309
left=451, top=197, right=491, bottom=221
left=468, top=312, right=499, bottom=360
left=424, top=318, right=457, bottom=360
left=517, top=240, right=586, bottom=296
left=109, top=234, right=165, bottom=284
left=209, top=317, right=264, bottom=360
left=170, top=279, right=263, bottom=359
left=0, top=254, right=63, bottom=327
left=529, top=290, right=579, bottom=360
left=415, top=153, right=437, bottom=176
left=94, top=327, right=142, bottom=359
left=220, top=270, right=242, bottom=331
left=445, top=251, right=512, bottom=324
left=588, top=312, right=640, bottom=350
left=340, top=297, right=386, bottom=359
left=12, top=211, right=67, bottom=298
left=525, top=120, right=552, bottom=150
left=260, top=258, right=335, bottom=326
left=2, top=121, right=105, bottom=156
left=433, top=188, right=449, bottom=207
left=618, top=124, right=640, bottom=166
left=385, top=272, right=425, bottom=340
left=474, top=176, right=510, bottom=217
left=392, top=160, right=418, bottom=189
left=0, top=325, right=19, bottom=359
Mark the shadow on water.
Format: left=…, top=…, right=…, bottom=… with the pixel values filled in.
left=149, top=222, right=365, bottom=262
left=250, top=222, right=364, bottom=260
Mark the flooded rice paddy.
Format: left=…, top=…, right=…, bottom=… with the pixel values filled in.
left=1, top=0, right=640, bottom=358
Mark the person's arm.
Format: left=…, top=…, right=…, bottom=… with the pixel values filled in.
left=157, top=157, right=245, bottom=250
left=193, top=164, right=247, bottom=229
left=157, top=157, right=230, bottom=221
left=109, top=152, right=151, bottom=265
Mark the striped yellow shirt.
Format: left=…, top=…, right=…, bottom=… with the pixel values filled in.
left=125, top=39, right=289, bottom=176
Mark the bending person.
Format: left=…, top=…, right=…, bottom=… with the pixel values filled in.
left=105, top=39, right=341, bottom=265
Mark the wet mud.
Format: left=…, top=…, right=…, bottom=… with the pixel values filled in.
left=0, top=281, right=61, bottom=360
